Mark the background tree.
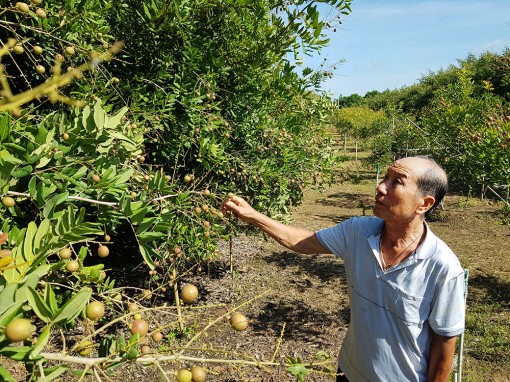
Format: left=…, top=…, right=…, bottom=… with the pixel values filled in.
left=333, top=106, right=387, bottom=176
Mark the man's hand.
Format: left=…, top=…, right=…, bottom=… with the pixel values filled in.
left=221, top=195, right=258, bottom=223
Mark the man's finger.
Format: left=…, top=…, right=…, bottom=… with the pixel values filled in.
left=228, top=195, right=244, bottom=205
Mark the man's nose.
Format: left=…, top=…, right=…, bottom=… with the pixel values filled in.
left=376, top=180, right=387, bottom=195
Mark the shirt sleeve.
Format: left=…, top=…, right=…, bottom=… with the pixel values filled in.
left=315, top=218, right=355, bottom=260
left=429, top=270, right=466, bottom=336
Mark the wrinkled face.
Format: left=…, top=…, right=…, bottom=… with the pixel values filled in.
left=373, top=157, right=428, bottom=222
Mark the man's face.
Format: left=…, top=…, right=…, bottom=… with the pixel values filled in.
left=373, top=158, right=426, bottom=222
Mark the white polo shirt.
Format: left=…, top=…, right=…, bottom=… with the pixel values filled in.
left=316, top=216, right=465, bottom=382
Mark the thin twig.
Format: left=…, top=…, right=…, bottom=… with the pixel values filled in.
left=37, top=361, right=47, bottom=382
left=39, top=352, right=279, bottom=368
left=272, top=323, right=286, bottom=363
left=93, top=367, right=104, bottom=382
left=0, top=42, right=123, bottom=111
left=77, top=364, right=91, bottom=382
left=180, top=290, right=269, bottom=353
left=96, top=367, right=115, bottom=382
left=155, top=361, right=172, bottom=382
left=5, top=190, right=178, bottom=207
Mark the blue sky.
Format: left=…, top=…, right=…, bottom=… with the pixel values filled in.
left=304, top=0, right=510, bottom=97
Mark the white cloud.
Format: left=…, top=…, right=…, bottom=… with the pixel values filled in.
left=481, top=39, right=507, bottom=52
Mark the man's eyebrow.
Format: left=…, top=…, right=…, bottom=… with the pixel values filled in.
left=389, top=167, right=409, bottom=178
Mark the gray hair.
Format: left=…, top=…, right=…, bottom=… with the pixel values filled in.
left=414, top=156, right=448, bottom=219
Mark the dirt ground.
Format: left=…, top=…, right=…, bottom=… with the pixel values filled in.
left=3, top=148, right=510, bottom=382
left=166, top=156, right=509, bottom=382
left=179, top=155, right=510, bottom=382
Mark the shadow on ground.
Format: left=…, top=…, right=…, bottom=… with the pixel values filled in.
left=251, top=298, right=350, bottom=341
left=315, top=192, right=374, bottom=211
left=263, top=251, right=346, bottom=284
left=469, top=274, right=510, bottom=308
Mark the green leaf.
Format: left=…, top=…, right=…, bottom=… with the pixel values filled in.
left=286, top=361, right=310, bottom=382
left=143, top=3, right=152, bottom=20
left=40, top=365, right=67, bottom=381
left=130, top=207, right=149, bottom=225
left=126, top=346, right=138, bottom=360
left=118, top=333, right=126, bottom=353
left=73, top=166, right=88, bottom=180
left=0, top=149, right=23, bottom=164
left=10, top=272, right=42, bottom=305
left=52, top=287, right=92, bottom=325
left=21, top=265, right=53, bottom=285
left=137, top=231, right=165, bottom=242
left=0, top=303, right=23, bottom=329
left=107, top=106, right=129, bottom=129
left=81, top=106, right=92, bottom=131
left=45, top=127, right=55, bottom=145
left=0, top=161, right=15, bottom=189
left=0, top=115, right=11, bottom=142
left=80, top=264, right=105, bottom=282
left=115, top=168, right=134, bottom=184
left=44, top=283, right=58, bottom=314
left=22, top=221, right=37, bottom=263
left=314, top=350, right=331, bottom=361
left=35, top=124, right=49, bottom=145
left=68, top=369, right=93, bottom=377
left=26, top=287, right=53, bottom=323
left=2, top=143, right=25, bottom=154
left=28, top=176, right=37, bottom=198
left=36, top=182, right=57, bottom=206
left=33, top=219, right=51, bottom=255
left=11, top=165, right=32, bottom=178
left=35, top=155, right=53, bottom=169
left=94, top=102, right=106, bottom=130
left=139, top=245, right=156, bottom=268
left=77, top=207, right=86, bottom=225
left=0, top=283, right=17, bottom=317
left=30, top=324, right=52, bottom=358
left=0, top=346, right=34, bottom=361
left=43, top=194, right=60, bottom=219
left=126, top=333, right=140, bottom=359
left=0, top=366, right=16, bottom=382
left=56, top=192, right=70, bottom=206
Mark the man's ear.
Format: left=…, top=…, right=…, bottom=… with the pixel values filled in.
left=417, top=195, right=435, bottom=216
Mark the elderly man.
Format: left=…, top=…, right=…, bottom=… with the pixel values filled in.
left=221, top=156, right=465, bottom=382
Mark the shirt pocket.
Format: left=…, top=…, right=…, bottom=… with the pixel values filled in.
left=391, top=288, right=431, bottom=328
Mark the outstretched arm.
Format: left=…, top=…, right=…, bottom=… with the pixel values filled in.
left=221, top=196, right=331, bottom=254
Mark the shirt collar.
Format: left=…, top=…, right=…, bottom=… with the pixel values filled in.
left=367, top=220, right=438, bottom=260
left=415, top=221, right=438, bottom=260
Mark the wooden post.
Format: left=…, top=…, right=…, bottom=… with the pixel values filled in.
left=481, top=176, right=485, bottom=201
left=375, top=163, right=380, bottom=194
left=355, top=138, right=359, bottom=178
left=343, top=134, right=347, bottom=159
